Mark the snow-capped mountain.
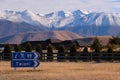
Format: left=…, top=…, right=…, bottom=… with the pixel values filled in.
left=0, top=9, right=120, bottom=36
left=0, top=9, right=89, bottom=28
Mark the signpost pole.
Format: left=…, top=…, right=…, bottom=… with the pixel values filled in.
left=33, top=67, right=36, bottom=70
left=14, top=67, right=16, bottom=70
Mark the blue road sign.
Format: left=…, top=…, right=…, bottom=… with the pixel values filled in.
left=11, top=52, right=40, bottom=68
left=12, top=60, right=40, bottom=67
left=12, top=52, right=40, bottom=59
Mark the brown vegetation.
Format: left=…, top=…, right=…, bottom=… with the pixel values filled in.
left=0, top=61, right=120, bottom=80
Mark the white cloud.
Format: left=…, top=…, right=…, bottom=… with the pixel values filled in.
left=0, top=0, right=120, bottom=14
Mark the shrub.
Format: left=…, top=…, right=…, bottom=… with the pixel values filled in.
left=58, top=45, right=66, bottom=61
left=25, top=43, right=32, bottom=52
left=14, top=45, right=22, bottom=52
left=83, top=46, right=88, bottom=53
left=91, top=37, right=102, bottom=52
left=47, top=44, right=54, bottom=60
left=69, top=43, right=77, bottom=61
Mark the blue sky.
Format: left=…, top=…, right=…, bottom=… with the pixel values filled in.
left=0, top=0, right=120, bottom=14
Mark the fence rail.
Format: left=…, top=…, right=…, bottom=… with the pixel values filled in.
left=40, top=52, right=120, bottom=62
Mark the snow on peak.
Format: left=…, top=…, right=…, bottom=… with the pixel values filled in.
left=20, top=10, right=42, bottom=26
left=22, top=10, right=33, bottom=14
left=45, top=10, right=65, bottom=18
left=72, top=9, right=89, bottom=15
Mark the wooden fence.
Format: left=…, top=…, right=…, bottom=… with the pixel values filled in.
left=40, top=52, right=120, bottom=62
left=1, top=52, right=120, bottom=62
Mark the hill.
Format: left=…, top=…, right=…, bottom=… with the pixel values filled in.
left=0, top=30, right=82, bottom=44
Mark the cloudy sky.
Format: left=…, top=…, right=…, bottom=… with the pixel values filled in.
left=0, top=0, right=120, bottom=14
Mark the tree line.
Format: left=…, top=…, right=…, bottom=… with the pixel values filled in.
left=3, top=36, right=120, bottom=53
left=1, top=36, right=120, bottom=61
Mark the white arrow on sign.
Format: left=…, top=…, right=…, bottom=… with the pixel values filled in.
left=33, top=52, right=40, bottom=67
left=34, top=52, right=40, bottom=60
left=34, top=60, right=40, bottom=67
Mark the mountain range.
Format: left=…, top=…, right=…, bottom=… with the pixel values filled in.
left=0, top=9, right=120, bottom=43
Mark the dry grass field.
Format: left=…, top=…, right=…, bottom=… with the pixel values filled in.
left=0, top=61, right=120, bottom=80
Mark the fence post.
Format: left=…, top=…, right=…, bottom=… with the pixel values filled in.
left=112, top=53, right=114, bottom=62
left=90, top=53, right=92, bottom=61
